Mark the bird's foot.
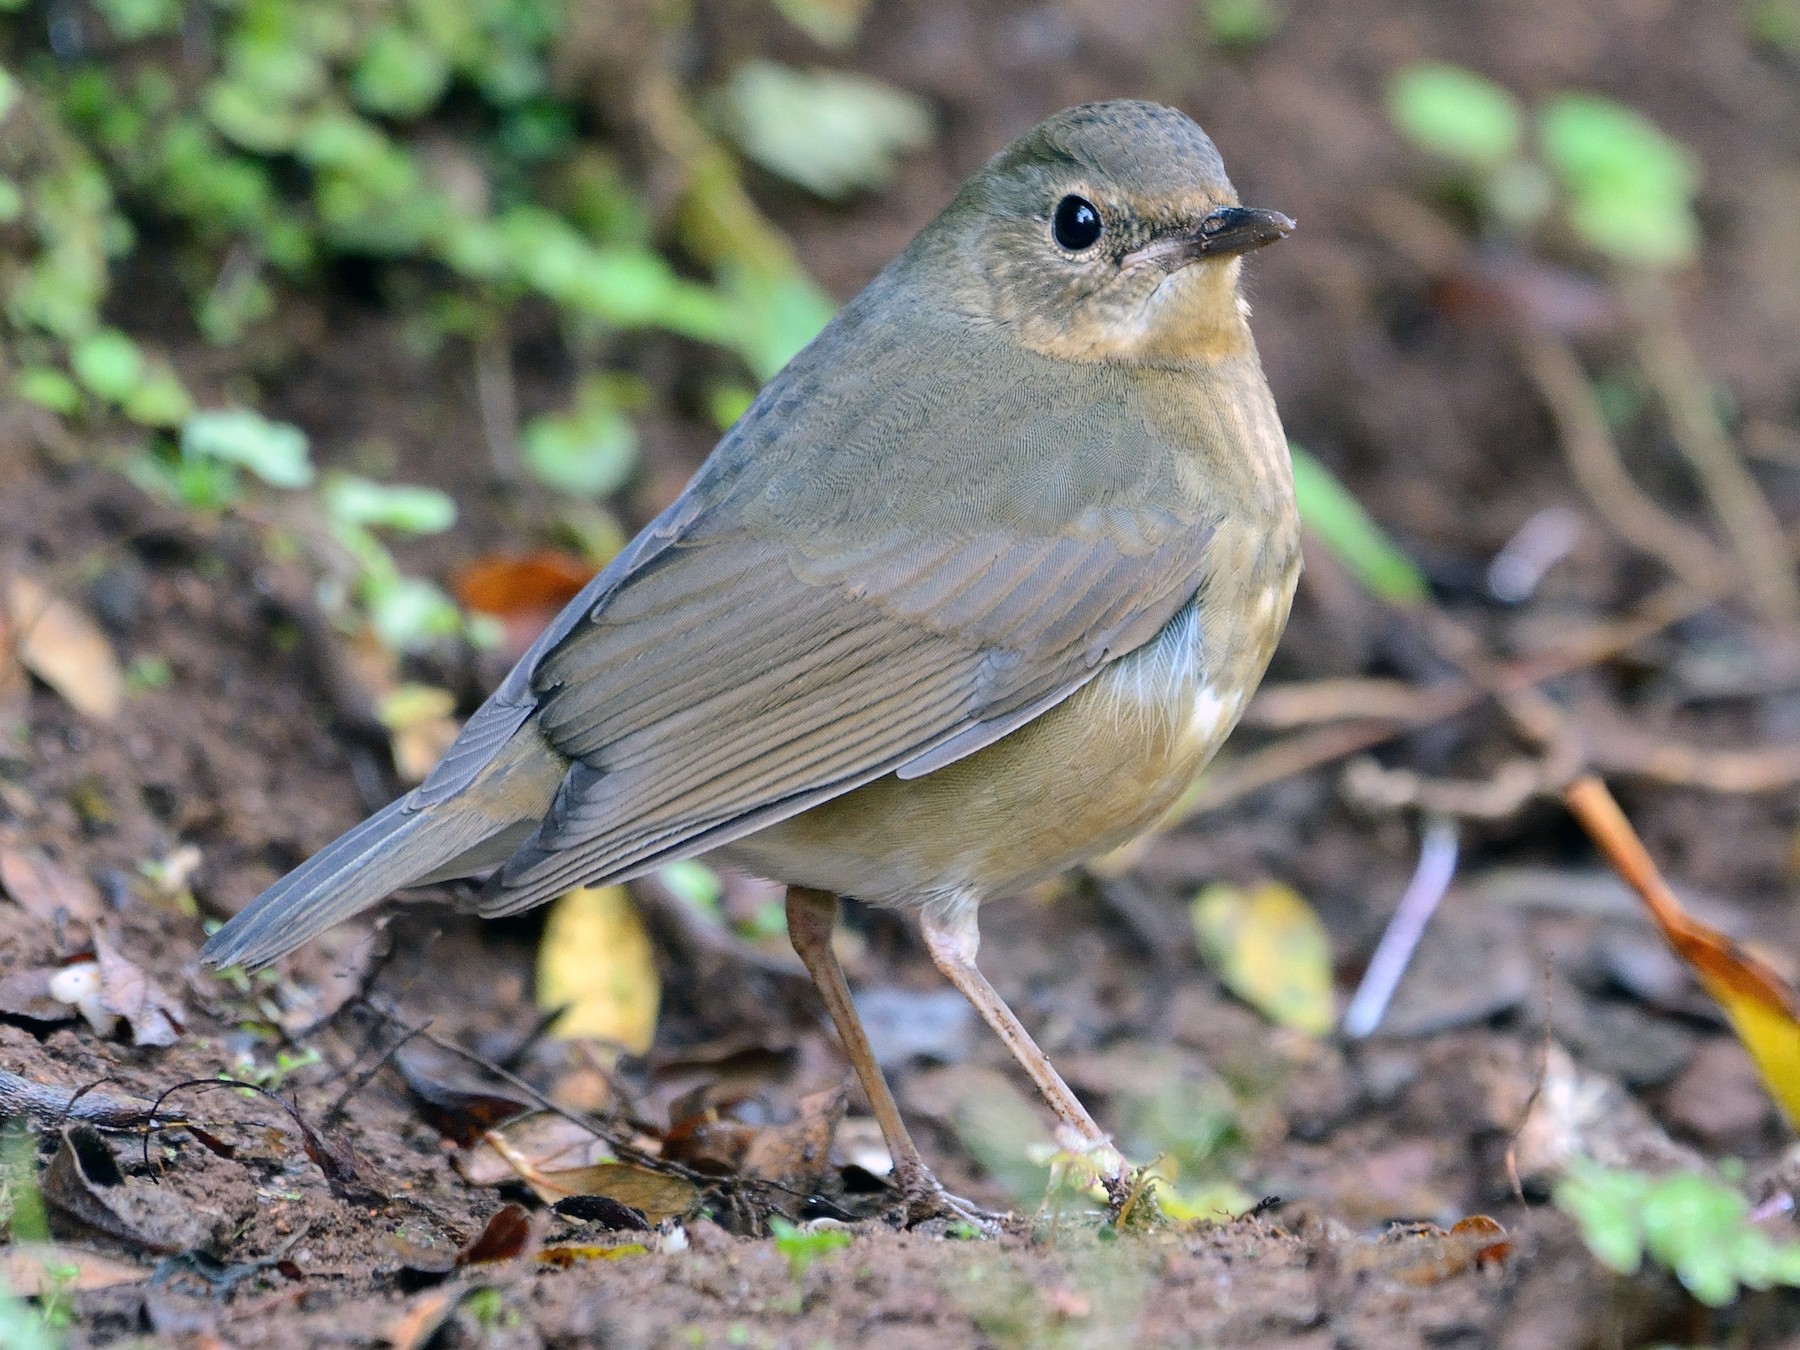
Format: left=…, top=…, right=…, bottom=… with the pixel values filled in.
left=893, top=1164, right=1006, bottom=1235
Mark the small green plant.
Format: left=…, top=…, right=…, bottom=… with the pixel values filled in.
left=767, top=1216, right=852, bottom=1278
left=1556, top=1159, right=1800, bottom=1307
left=1387, top=62, right=1700, bottom=268
left=229, top=1045, right=324, bottom=1091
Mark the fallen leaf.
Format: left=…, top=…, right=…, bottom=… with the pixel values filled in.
left=93, top=930, right=185, bottom=1047
left=455, top=1111, right=612, bottom=1186
left=382, top=1286, right=461, bottom=1350
left=536, top=885, right=660, bottom=1053
left=530, top=1162, right=699, bottom=1224
left=740, top=1084, right=847, bottom=1191
left=537, top=1242, right=651, bottom=1267
left=2, top=574, right=123, bottom=720
left=42, top=1124, right=213, bottom=1254
left=0, top=844, right=104, bottom=924
left=1567, top=777, right=1800, bottom=1129
left=457, top=1202, right=537, bottom=1266
left=0, top=966, right=75, bottom=1023
left=453, top=551, right=594, bottom=663
left=393, top=1046, right=532, bottom=1147
left=0, top=1242, right=150, bottom=1294
left=1191, top=880, right=1336, bottom=1035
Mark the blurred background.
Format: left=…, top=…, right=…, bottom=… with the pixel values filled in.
left=4, top=0, right=1800, bottom=1343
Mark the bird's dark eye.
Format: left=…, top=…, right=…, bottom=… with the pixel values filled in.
left=1052, top=195, right=1102, bottom=251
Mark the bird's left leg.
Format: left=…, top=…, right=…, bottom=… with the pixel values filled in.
left=918, top=903, right=1130, bottom=1207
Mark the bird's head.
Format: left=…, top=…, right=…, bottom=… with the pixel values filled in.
left=922, top=101, right=1292, bottom=367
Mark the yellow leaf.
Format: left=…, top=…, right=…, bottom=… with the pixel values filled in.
left=3, top=574, right=123, bottom=720
left=1191, top=880, right=1335, bottom=1036
left=536, top=885, right=659, bottom=1054
left=1566, top=777, right=1800, bottom=1129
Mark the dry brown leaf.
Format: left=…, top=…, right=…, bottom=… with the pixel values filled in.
left=740, top=1083, right=847, bottom=1191
left=454, top=1111, right=612, bottom=1186
left=3, top=573, right=123, bottom=720
left=0, top=1242, right=150, bottom=1294
left=0, top=844, right=104, bottom=924
left=93, top=930, right=185, bottom=1047
left=456, top=1202, right=539, bottom=1266
left=531, top=1162, right=699, bottom=1223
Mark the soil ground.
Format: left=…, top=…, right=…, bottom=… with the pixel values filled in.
left=6, top=0, right=1800, bottom=1346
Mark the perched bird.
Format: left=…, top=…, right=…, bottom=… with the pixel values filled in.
left=204, top=100, right=1299, bottom=1224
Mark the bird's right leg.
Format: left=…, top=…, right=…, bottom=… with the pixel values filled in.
left=784, top=885, right=997, bottom=1230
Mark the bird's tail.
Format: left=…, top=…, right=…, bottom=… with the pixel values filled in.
left=201, top=726, right=563, bottom=970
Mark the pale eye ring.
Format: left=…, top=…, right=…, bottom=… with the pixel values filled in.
left=1052, top=195, right=1103, bottom=251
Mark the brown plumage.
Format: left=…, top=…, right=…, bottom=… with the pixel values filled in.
left=203, top=100, right=1299, bottom=1225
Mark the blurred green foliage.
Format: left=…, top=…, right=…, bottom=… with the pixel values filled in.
left=0, top=0, right=930, bottom=655
left=1387, top=62, right=1701, bottom=268
left=1557, top=1159, right=1800, bottom=1307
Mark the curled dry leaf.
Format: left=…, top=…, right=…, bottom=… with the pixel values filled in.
left=2, top=573, right=123, bottom=721
left=739, top=1083, right=847, bottom=1191
left=42, top=1124, right=217, bottom=1254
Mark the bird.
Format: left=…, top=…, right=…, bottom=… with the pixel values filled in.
left=203, top=99, right=1300, bottom=1225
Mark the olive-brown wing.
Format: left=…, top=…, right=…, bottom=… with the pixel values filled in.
left=479, top=512, right=1213, bottom=914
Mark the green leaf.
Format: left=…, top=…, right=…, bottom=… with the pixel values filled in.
left=13, top=367, right=82, bottom=416
left=352, top=24, right=452, bottom=119
left=1387, top=63, right=1523, bottom=168
left=0, top=177, right=18, bottom=225
left=770, top=0, right=869, bottom=47
left=1288, top=445, right=1428, bottom=606
left=181, top=409, right=313, bottom=488
left=0, top=66, right=17, bottom=122
left=520, top=376, right=639, bottom=498
left=767, top=1217, right=852, bottom=1278
left=720, top=263, right=836, bottom=380
left=364, top=574, right=462, bottom=653
left=1540, top=95, right=1700, bottom=268
left=94, top=0, right=183, bottom=41
left=1556, top=1159, right=1648, bottom=1274
left=720, top=62, right=933, bottom=200
left=122, top=364, right=193, bottom=428
left=70, top=330, right=144, bottom=403
left=321, top=475, right=456, bottom=534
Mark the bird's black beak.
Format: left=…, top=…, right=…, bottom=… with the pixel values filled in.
left=1191, top=205, right=1296, bottom=258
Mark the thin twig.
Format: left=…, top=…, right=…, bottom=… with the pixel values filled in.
left=1518, top=331, right=1732, bottom=598
left=1629, top=276, right=1800, bottom=628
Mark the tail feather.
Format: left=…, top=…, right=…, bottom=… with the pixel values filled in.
left=201, top=797, right=438, bottom=969
left=202, top=724, right=566, bottom=969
